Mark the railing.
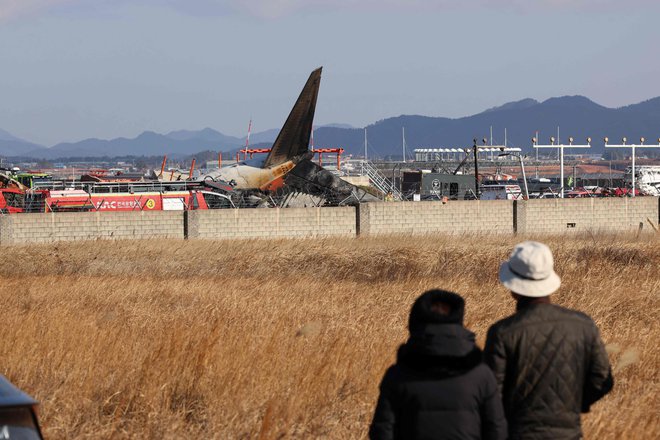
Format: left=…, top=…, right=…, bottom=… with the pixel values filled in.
left=361, top=161, right=402, bottom=200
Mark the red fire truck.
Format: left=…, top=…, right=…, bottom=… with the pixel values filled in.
left=0, top=174, right=241, bottom=213
left=0, top=185, right=235, bottom=213
left=43, top=189, right=234, bottom=212
left=0, top=188, right=28, bottom=213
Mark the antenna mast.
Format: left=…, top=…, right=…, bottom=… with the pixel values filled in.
left=245, top=118, right=252, bottom=160
left=402, top=127, right=406, bottom=162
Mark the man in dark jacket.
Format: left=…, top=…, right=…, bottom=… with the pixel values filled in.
left=485, top=241, right=614, bottom=440
left=370, top=290, right=507, bottom=440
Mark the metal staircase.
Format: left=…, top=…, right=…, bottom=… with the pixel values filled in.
left=361, top=161, right=403, bottom=200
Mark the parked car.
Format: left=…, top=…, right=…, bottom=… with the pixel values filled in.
left=0, top=376, right=43, bottom=439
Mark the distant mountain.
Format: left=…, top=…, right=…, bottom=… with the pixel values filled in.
left=0, top=140, right=47, bottom=157
left=242, top=123, right=355, bottom=145
left=245, top=128, right=280, bottom=145
left=314, top=95, right=660, bottom=157
left=0, top=128, right=46, bottom=157
left=0, top=128, right=25, bottom=142
left=482, top=98, right=539, bottom=113
left=26, top=130, right=244, bottom=160
left=165, top=127, right=242, bottom=146
left=321, top=123, right=354, bottom=129
left=8, top=97, right=660, bottom=160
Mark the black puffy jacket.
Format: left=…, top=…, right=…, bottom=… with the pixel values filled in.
left=484, top=303, right=613, bottom=440
left=369, top=291, right=507, bottom=440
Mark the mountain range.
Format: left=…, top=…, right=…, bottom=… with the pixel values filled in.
left=313, top=96, right=660, bottom=158
left=2, top=96, right=660, bottom=160
left=0, top=128, right=47, bottom=158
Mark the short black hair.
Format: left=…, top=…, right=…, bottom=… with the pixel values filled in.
left=408, top=289, right=465, bottom=333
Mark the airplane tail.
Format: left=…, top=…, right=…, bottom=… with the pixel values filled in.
left=263, top=67, right=322, bottom=168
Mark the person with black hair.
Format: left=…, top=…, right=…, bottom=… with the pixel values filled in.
left=369, top=290, right=507, bottom=440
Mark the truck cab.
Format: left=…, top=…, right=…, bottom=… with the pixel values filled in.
left=0, top=188, right=26, bottom=213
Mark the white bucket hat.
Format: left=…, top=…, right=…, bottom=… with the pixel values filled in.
left=499, top=241, right=561, bottom=297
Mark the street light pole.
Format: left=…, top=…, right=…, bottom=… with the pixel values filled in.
left=519, top=154, right=529, bottom=199
left=498, top=152, right=529, bottom=199
left=533, top=136, right=591, bottom=198
left=605, top=137, right=660, bottom=197
left=473, top=139, right=480, bottom=199
left=560, top=146, right=564, bottom=195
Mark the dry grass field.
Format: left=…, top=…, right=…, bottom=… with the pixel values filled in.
left=0, top=234, right=658, bottom=439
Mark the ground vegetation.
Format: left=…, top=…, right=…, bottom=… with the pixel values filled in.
left=0, top=234, right=657, bottom=439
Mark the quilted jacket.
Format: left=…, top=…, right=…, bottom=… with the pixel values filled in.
left=484, top=303, right=613, bottom=440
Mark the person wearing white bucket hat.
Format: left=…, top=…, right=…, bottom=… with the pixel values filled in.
left=485, top=241, right=613, bottom=440
left=498, top=241, right=561, bottom=298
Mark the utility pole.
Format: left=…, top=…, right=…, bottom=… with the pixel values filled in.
left=520, top=154, right=529, bottom=199
left=402, top=127, right=406, bottom=163
left=498, top=152, right=529, bottom=199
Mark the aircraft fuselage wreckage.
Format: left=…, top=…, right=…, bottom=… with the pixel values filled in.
left=162, top=67, right=376, bottom=206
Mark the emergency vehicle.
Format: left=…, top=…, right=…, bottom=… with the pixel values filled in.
left=0, top=179, right=236, bottom=213
left=43, top=189, right=234, bottom=212
left=0, top=188, right=28, bottom=213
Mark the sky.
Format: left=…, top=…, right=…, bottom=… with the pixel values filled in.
left=0, top=0, right=659, bottom=146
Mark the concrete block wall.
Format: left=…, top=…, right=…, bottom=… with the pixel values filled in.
left=0, top=211, right=183, bottom=244
left=186, top=206, right=356, bottom=239
left=0, top=198, right=656, bottom=245
left=516, top=198, right=659, bottom=234
left=358, top=200, right=514, bottom=236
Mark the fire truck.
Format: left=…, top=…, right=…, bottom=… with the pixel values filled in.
left=42, top=189, right=234, bottom=212
left=0, top=180, right=236, bottom=213
left=0, top=188, right=29, bottom=213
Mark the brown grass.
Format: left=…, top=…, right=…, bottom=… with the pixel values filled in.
left=0, top=234, right=658, bottom=439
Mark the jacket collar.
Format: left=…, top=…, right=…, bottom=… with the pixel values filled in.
left=397, top=324, right=482, bottom=377
left=516, top=297, right=551, bottom=312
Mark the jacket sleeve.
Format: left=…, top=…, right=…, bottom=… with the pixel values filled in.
left=582, top=323, right=614, bottom=412
left=484, top=325, right=507, bottom=396
left=480, top=368, right=508, bottom=440
left=369, top=367, right=399, bottom=440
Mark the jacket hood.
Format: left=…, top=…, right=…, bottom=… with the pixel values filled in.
left=397, top=323, right=482, bottom=377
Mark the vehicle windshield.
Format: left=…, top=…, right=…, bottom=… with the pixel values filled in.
left=203, top=192, right=233, bottom=209
left=3, top=192, right=24, bottom=209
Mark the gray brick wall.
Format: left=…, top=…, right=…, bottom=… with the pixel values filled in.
left=516, top=198, right=658, bottom=234
left=0, top=198, right=657, bottom=245
left=187, top=207, right=356, bottom=240
left=358, top=200, right=514, bottom=236
left=0, top=211, right=184, bottom=244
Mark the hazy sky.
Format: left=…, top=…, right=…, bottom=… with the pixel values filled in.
left=1, top=0, right=659, bottom=145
